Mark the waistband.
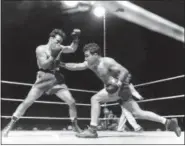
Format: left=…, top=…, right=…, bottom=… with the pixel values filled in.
left=39, top=68, right=56, bottom=74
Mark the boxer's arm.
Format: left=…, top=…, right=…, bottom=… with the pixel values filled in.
left=129, top=84, right=144, bottom=100
left=60, top=39, right=79, bottom=53
left=60, top=29, right=81, bottom=53
left=36, top=46, right=54, bottom=69
left=60, top=61, right=88, bottom=71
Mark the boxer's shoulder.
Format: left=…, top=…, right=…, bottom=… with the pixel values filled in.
left=36, top=45, right=47, bottom=52
left=101, top=57, right=116, bottom=68
left=102, top=57, right=115, bottom=63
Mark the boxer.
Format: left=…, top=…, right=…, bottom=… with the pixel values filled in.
left=60, top=43, right=181, bottom=138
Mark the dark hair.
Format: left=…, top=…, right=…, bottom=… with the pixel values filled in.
left=49, top=29, right=66, bottom=39
left=83, top=43, right=101, bottom=55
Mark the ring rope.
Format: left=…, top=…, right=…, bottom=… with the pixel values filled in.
left=137, top=94, right=185, bottom=103
left=1, top=115, right=184, bottom=120
left=1, top=94, right=184, bottom=107
left=134, top=75, right=184, bottom=87
left=1, top=97, right=91, bottom=106
left=101, top=94, right=185, bottom=107
left=1, top=80, right=97, bottom=93
left=1, top=74, right=184, bottom=93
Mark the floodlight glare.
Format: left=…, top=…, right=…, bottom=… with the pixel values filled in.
left=63, top=1, right=79, bottom=7
left=90, top=1, right=96, bottom=5
left=93, top=6, right=106, bottom=17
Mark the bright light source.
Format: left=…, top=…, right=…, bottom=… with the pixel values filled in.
left=90, top=1, right=96, bottom=5
left=63, top=1, right=79, bottom=7
left=93, top=6, right=105, bottom=17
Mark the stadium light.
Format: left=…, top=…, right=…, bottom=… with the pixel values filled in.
left=63, top=1, right=79, bottom=7
left=90, top=1, right=96, bottom=5
left=93, top=6, right=106, bottom=18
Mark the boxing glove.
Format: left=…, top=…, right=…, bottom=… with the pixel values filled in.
left=71, top=29, right=81, bottom=40
left=50, top=44, right=62, bottom=58
left=106, top=77, right=122, bottom=94
left=106, top=84, right=119, bottom=94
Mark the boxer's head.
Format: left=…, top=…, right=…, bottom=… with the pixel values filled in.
left=49, top=29, right=66, bottom=45
left=83, top=43, right=101, bottom=65
left=109, top=110, right=113, bottom=115
left=103, top=107, right=109, bottom=115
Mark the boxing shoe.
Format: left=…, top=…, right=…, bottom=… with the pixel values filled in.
left=165, top=118, right=181, bottom=137
left=72, top=124, right=82, bottom=133
left=76, top=126, right=98, bottom=138
left=71, top=118, right=82, bottom=133
left=135, top=127, right=144, bottom=132
left=2, top=116, right=18, bottom=137
left=2, top=123, right=13, bottom=137
left=2, top=128, right=9, bottom=137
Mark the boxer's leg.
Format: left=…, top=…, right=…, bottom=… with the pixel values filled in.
left=76, top=89, right=120, bottom=138
left=123, top=99, right=181, bottom=137
left=54, top=84, right=81, bottom=132
left=2, top=71, right=52, bottom=137
left=117, top=110, right=127, bottom=131
left=3, top=87, right=44, bottom=137
left=90, top=89, right=120, bottom=127
left=13, top=87, right=44, bottom=118
left=121, top=106, right=142, bottom=131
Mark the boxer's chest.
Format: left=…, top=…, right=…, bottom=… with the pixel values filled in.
left=45, top=49, right=52, bottom=58
left=93, top=63, right=110, bottom=81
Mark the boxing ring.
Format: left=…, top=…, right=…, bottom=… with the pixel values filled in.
left=1, top=131, right=184, bottom=144
left=1, top=75, right=184, bottom=144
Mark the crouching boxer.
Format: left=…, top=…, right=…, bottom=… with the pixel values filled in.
left=60, top=43, right=181, bottom=138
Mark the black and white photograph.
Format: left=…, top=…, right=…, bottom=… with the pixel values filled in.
left=1, top=0, right=184, bottom=144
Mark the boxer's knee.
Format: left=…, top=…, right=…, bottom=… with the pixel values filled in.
left=132, top=109, right=145, bottom=118
left=68, top=98, right=76, bottom=107
left=56, top=89, right=76, bottom=106
left=64, top=93, right=76, bottom=107
left=132, top=111, right=140, bottom=118
left=124, top=99, right=143, bottom=118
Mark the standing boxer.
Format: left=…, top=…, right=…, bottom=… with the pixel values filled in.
left=2, top=28, right=82, bottom=137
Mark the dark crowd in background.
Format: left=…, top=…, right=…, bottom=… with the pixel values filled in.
left=1, top=1, right=184, bottom=131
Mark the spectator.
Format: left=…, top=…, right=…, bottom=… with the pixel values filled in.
left=33, top=127, right=38, bottom=131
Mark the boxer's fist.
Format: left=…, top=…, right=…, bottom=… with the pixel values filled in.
left=50, top=44, right=61, bottom=58
left=106, top=77, right=122, bottom=94
left=106, top=84, right=119, bottom=94
left=71, top=28, right=81, bottom=39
